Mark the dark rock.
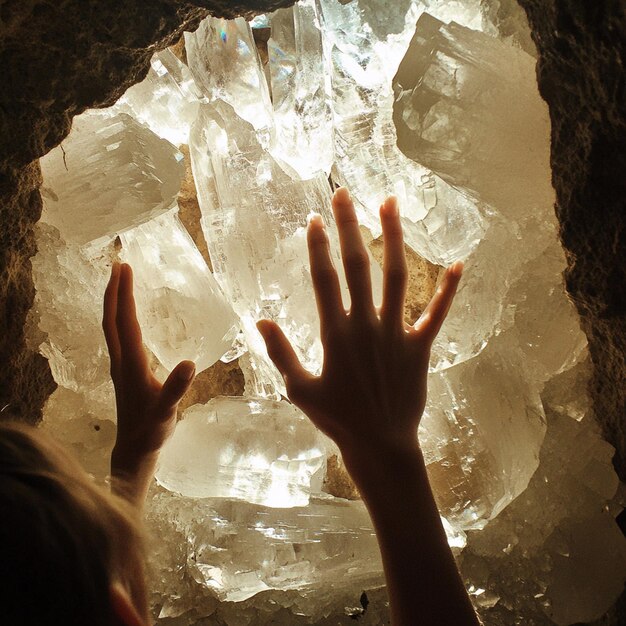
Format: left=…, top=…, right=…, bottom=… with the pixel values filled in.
left=517, top=0, right=626, bottom=480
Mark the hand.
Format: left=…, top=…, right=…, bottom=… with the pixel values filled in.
left=258, top=189, right=477, bottom=626
left=257, top=188, right=462, bottom=456
left=103, top=263, right=196, bottom=503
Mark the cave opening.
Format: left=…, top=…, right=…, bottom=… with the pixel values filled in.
left=2, top=1, right=625, bottom=625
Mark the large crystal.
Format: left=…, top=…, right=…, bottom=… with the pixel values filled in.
left=186, top=17, right=273, bottom=133
left=156, top=397, right=326, bottom=508
left=147, top=491, right=384, bottom=609
left=119, top=209, right=239, bottom=373
left=459, top=360, right=626, bottom=625
left=421, top=343, right=546, bottom=529
left=268, top=0, right=334, bottom=178
left=40, top=110, right=184, bottom=246
left=190, top=101, right=343, bottom=393
left=320, top=0, right=485, bottom=266
left=115, top=49, right=202, bottom=146
left=393, top=12, right=553, bottom=219
left=30, top=223, right=117, bottom=477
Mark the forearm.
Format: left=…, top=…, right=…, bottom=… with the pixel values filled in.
left=342, top=440, right=480, bottom=626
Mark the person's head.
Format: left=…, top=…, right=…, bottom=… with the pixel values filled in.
left=0, top=420, right=149, bottom=626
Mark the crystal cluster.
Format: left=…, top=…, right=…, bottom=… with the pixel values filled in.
left=39, top=107, right=239, bottom=377
left=32, top=1, right=626, bottom=624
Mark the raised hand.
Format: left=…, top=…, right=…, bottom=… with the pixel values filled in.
left=103, top=262, right=196, bottom=506
left=257, top=187, right=462, bottom=456
left=258, top=188, right=478, bottom=626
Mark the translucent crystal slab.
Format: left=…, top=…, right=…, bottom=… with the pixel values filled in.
left=186, top=17, right=273, bottom=134
left=421, top=343, right=546, bottom=529
left=119, top=209, right=239, bottom=373
left=459, top=361, right=626, bottom=624
left=190, top=102, right=335, bottom=386
left=148, top=489, right=464, bottom=611
left=32, top=223, right=117, bottom=478
left=319, top=0, right=485, bottom=265
left=506, top=226, right=588, bottom=381
left=32, top=223, right=113, bottom=397
left=268, top=0, right=334, bottom=178
left=40, top=110, right=184, bottom=246
left=155, top=397, right=326, bottom=508
left=148, top=491, right=383, bottom=606
left=429, top=214, right=521, bottom=370
left=115, top=49, right=202, bottom=146
left=393, top=12, right=553, bottom=219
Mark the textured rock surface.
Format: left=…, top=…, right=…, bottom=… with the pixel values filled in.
left=0, top=161, right=56, bottom=422
left=516, top=0, right=626, bottom=481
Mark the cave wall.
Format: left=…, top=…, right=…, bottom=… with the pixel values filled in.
left=0, top=0, right=624, bottom=623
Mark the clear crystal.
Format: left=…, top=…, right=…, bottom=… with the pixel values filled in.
left=155, top=397, right=326, bottom=508
left=119, top=208, right=239, bottom=373
left=115, top=49, right=202, bottom=146
left=40, top=110, right=184, bottom=246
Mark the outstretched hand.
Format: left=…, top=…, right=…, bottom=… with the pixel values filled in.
left=258, top=189, right=477, bottom=626
left=258, top=187, right=462, bottom=456
left=103, top=263, right=196, bottom=505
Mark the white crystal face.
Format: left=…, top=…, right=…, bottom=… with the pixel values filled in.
left=155, top=397, right=326, bottom=507
left=32, top=0, right=626, bottom=624
left=119, top=209, right=239, bottom=373
left=40, top=109, right=185, bottom=247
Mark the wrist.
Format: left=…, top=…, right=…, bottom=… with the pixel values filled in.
left=111, top=443, right=159, bottom=479
left=338, top=435, right=425, bottom=487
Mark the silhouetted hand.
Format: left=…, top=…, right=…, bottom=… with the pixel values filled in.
left=103, top=262, right=196, bottom=505
left=258, top=188, right=478, bottom=626
left=258, top=187, right=462, bottom=456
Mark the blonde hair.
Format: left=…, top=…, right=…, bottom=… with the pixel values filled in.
left=0, top=421, right=148, bottom=626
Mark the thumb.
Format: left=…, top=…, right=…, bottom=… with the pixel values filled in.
left=159, top=360, right=196, bottom=413
left=257, top=320, right=308, bottom=385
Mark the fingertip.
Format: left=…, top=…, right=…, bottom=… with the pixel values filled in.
left=256, top=319, right=274, bottom=338
left=380, top=195, right=399, bottom=217
left=333, top=187, right=351, bottom=205
left=307, top=212, right=324, bottom=227
left=307, top=213, right=326, bottom=237
left=176, top=360, right=196, bottom=382
left=449, top=260, right=464, bottom=278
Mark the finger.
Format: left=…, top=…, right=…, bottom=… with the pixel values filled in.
left=307, top=214, right=343, bottom=335
left=103, top=263, right=122, bottom=378
left=332, top=188, right=374, bottom=316
left=257, top=319, right=310, bottom=391
left=158, top=360, right=196, bottom=414
left=413, top=262, right=463, bottom=345
left=116, top=263, right=150, bottom=378
left=379, top=197, right=408, bottom=328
